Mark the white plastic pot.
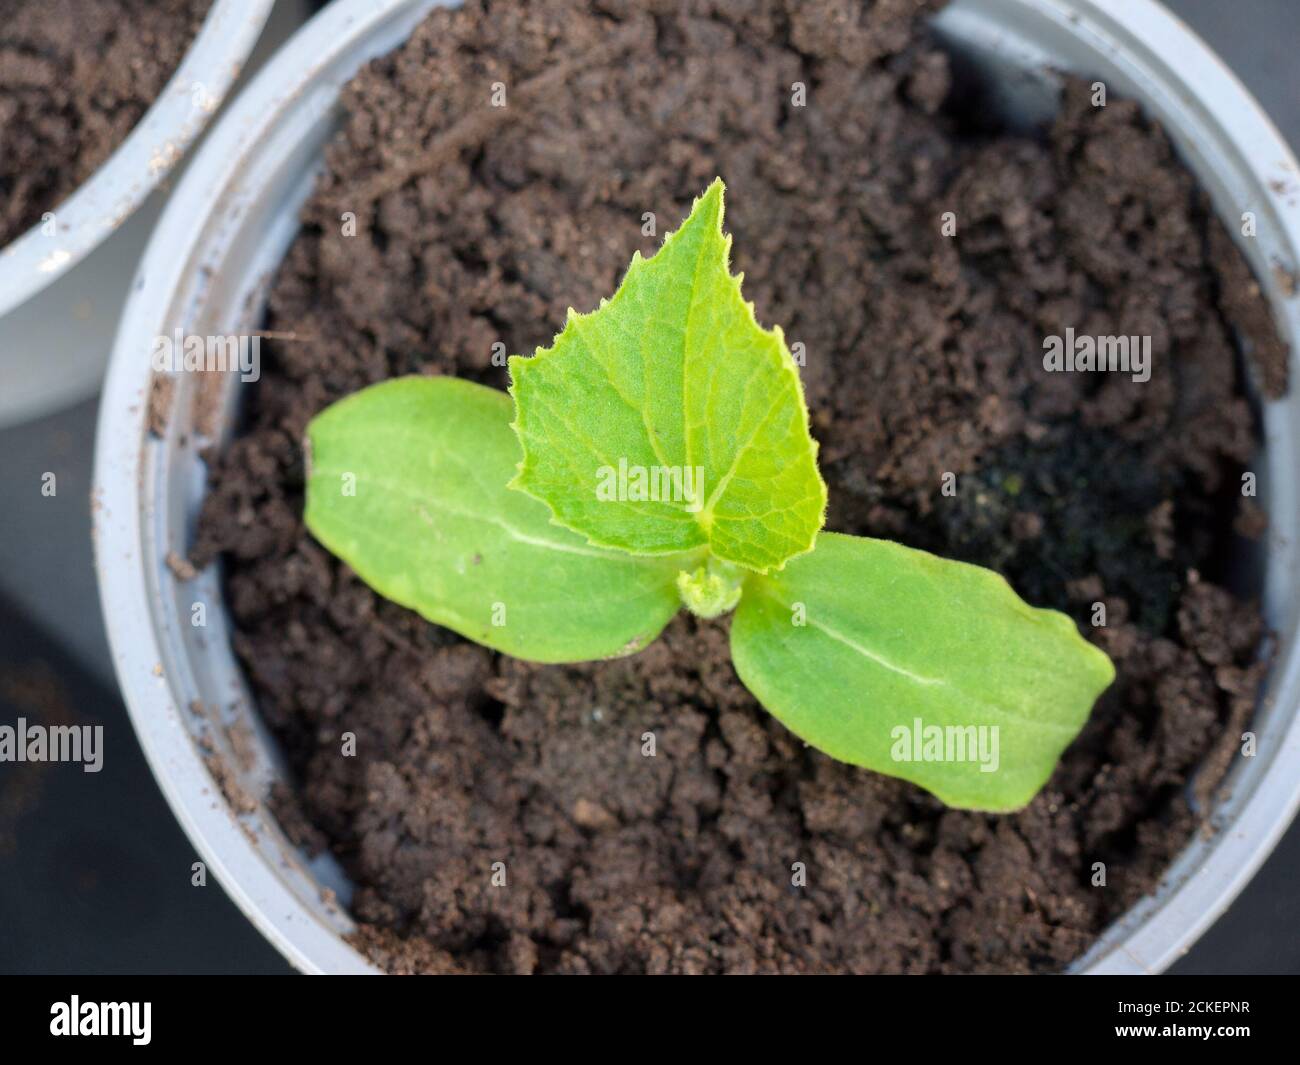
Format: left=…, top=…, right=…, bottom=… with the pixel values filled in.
left=0, top=0, right=275, bottom=427
left=93, top=0, right=1300, bottom=974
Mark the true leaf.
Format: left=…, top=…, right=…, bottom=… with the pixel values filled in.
left=304, top=376, right=692, bottom=663
left=729, top=531, right=1115, bottom=811
left=508, top=179, right=826, bottom=574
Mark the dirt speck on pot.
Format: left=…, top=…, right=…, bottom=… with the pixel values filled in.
left=202, top=752, right=258, bottom=817
left=192, top=0, right=1285, bottom=973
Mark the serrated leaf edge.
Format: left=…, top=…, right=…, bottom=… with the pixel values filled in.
left=506, top=178, right=827, bottom=575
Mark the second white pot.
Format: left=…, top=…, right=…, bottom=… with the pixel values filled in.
left=0, top=0, right=276, bottom=427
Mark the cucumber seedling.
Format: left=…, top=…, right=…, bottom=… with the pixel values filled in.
left=304, top=180, right=1114, bottom=811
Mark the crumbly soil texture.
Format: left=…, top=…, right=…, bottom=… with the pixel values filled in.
left=194, top=0, right=1287, bottom=974
left=0, top=0, right=210, bottom=247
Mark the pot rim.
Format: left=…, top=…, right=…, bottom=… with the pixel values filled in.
left=0, top=0, right=275, bottom=318
left=94, top=0, right=1300, bottom=974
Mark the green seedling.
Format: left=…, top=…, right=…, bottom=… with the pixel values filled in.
left=304, top=180, right=1114, bottom=811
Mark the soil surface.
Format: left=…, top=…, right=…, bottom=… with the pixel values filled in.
left=0, top=0, right=210, bottom=247
left=194, top=0, right=1286, bottom=973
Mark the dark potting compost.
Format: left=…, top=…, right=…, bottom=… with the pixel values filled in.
left=0, top=0, right=211, bottom=248
left=192, top=0, right=1287, bottom=973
